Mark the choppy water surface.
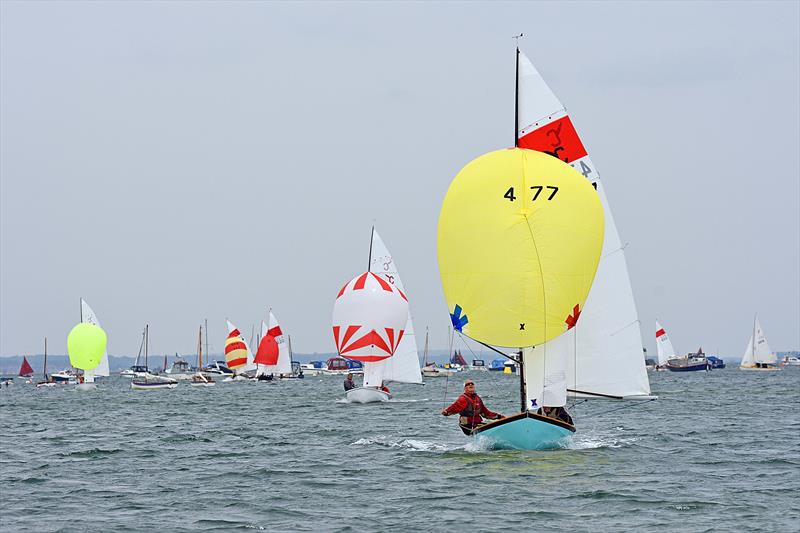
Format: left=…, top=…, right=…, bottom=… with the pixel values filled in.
left=1, top=368, right=798, bottom=532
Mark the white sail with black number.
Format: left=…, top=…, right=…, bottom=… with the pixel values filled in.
left=655, top=320, right=676, bottom=366
left=517, top=51, right=651, bottom=400
left=81, top=299, right=109, bottom=382
left=365, top=228, right=422, bottom=385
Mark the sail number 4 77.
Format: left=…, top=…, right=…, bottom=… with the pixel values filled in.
left=503, top=186, right=558, bottom=202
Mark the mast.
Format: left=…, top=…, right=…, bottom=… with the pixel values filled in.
left=288, top=334, right=294, bottom=362
left=198, top=325, right=203, bottom=368
left=367, top=225, right=374, bottom=271
left=518, top=349, right=526, bottom=412
left=204, top=318, right=209, bottom=361
left=514, top=46, right=520, bottom=148
left=145, top=324, right=149, bottom=370
left=422, top=328, right=429, bottom=366
left=753, top=313, right=757, bottom=362
left=43, top=337, right=48, bottom=380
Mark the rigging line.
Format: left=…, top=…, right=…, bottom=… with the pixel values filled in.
left=592, top=398, right=657, bottom=418
left=456, top=332, right=519, bottom=364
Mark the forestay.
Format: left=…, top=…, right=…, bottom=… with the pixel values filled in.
left=517, top=51, right=651, bottom=399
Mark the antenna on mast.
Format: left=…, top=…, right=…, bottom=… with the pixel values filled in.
left=512, top=33, right=523, bottom=148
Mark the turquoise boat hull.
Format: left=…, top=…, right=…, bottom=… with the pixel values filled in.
left=470, top=412, right=575, bottom=450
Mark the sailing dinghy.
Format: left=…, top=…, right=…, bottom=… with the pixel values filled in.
left=347, top=228, right=423, bottom=402
left=18, top=356, right=34, bottom=378
left=655, top=320, right=677, bottom=371
left=333, top=264, right=410, bottom=403
left=740, top=314, right=779, bottom=371
left=438, top=47, right=655, bottom=450
left=254, top=310, right=295, bottom=380
left=68, top=320, right=107, bottom=392
left=224, top=320, right=257, bottom=381
left=78, top=299, right=110, bottom=389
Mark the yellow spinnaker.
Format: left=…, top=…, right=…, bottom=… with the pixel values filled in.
left=437, top=148, right=604, bottom=348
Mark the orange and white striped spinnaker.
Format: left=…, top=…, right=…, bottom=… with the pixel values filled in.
left=225, top=320, right=255, bottom=374
left=332, top=272, right=409, bottom=363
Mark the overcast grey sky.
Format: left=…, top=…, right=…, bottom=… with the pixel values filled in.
left=1, top=1, right=798, bottom=358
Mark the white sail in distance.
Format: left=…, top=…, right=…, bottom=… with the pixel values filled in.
left=741, top=315, right=776, bottom=367
left=364, top=228, right=422, bottom=385
left=655, top=320, right=677, bottom=366
left=81, top=298, right=109, bottom=381
left=517, top=50, right=651, bottom=399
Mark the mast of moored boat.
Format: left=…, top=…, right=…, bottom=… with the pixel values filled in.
left=145, top=324, right=149, bottom=370
left=422, top=328, right=429, bottom=367
left=43, top=337, right=48, bottom=381
left=197, top=325, right=203, bottom=369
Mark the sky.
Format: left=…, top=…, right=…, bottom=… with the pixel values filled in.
left=1, top=1, right=798, bottom=359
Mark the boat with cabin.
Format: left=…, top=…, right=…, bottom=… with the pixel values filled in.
left=131, top=325, right=178, bottom=390
left=666, top=348, right=709, bottom=372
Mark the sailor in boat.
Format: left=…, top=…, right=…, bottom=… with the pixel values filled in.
left=441, top=380, right=503, bottom=435
left=539, top=406, right=574, bottom=426
left=343, top=373, right=356, bottom=391
left=380, top=381, right=390, bottom=395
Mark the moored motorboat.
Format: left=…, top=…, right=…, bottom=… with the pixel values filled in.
left=666, top=348, right=709, bottom=372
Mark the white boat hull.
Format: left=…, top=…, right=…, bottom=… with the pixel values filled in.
left=131, top=381, right=178, bottom=390
left=346, top=387, right=391, bottom=403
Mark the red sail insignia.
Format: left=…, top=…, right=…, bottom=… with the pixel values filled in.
left=518, top=115, right=588, bottom=164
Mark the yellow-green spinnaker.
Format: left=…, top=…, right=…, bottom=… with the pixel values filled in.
left=437, top=148, right=604, bottom=348
left=67, top=322, right=107, bottom=371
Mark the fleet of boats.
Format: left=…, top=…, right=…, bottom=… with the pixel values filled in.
left=2, top=47, right=792, bottom=459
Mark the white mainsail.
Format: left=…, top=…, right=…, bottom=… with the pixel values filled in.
left=517, top=51, right=651, bottom=400
left=655, top=320, right=677, bottom=366
left=741, top=315, right=776, bottom=367
left=81, top=298, right=109, bottom=382
left=363, top=228, right=422, bottom=386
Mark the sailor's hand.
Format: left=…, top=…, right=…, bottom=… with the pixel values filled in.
left=493, top=414, right=503, bottom=420
left=441, top=409, right=449, bottom=416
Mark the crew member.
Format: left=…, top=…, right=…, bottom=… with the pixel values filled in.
left=343, top=373, right=356, bottom=391
left=441, top=380, right=503, bottom=435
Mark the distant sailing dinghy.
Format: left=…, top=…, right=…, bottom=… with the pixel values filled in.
left=655, top=320, right=677, bottom=371
left=224, top=320, right=257, bottom=381
left=740, top=315, right=779, bottom=371
left=80, top=299, right=110, bottom=387
left=254, top=311, right=294, bottom=381
left=18, top=356, right=34, bottom=378
left=333, top=266, right=410, bottom=404
left=68, top=319, right=107, bottom=392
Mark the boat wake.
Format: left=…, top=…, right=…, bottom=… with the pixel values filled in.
left=568, top=433, right=639, bottom=450
left=350, top=436, right=454, bottom=452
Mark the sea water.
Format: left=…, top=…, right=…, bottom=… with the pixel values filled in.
left=0, top=368, right=798, bottom=532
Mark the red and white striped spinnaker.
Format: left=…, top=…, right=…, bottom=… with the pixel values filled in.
left=332, top=272, right=408, bottom=363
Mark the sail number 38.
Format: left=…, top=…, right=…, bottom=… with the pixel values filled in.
left=503, top=186, right=558, bottom=202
